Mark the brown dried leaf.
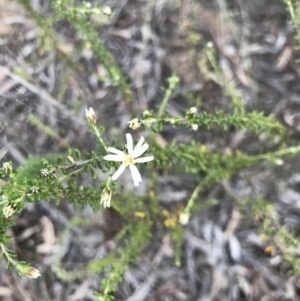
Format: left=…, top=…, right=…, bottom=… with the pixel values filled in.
left=276, top=45, right=293, bottom=70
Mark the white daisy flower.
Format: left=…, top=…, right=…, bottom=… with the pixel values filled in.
left=104, top=133, right=154, bottom=186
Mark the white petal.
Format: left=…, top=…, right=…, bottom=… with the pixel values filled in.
left=126, top=133, right=133, bottom=154
left=111, top=164, right=126, bottom=180
left=129, top=165, right=142, bottom=186
left=104, top=154, right=124, bottom=162
left=107, top=147, right=125, bottom=157
left=135, top=156, right=154, bottom=163
left=132, top=136, right=145, bottom=157
left=133, top=143, right=149, bottom=158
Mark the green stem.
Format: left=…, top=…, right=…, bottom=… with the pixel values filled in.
left=0, top=243, right=17, bottom=266
left=93, top=127, right=108, bottom=151
left=157, top=75, right=179, bottom=118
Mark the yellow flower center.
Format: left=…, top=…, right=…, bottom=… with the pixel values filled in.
left=123, top=155, right=135, bottom=166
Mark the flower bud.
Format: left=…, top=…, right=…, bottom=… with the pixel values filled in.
left=179, top=212, right=190, bottom=225
left=191, top=124, right=199, bottom=131
left=128, top=118, right=141, bottom=130
left=2, top=162, right=12, bottom=173
left=101, top=187, right=112, bottom=208
left=22, top=266, right=41, bottom=278
left=85, top=107, right=97, bottom=125
left=188, top=107, right=197, bottom=115
left=31, top=186, right=39, bottom=194
left=275, top=159, right=284, bottom=165
left=102, top=6, right=112, bottom=15
left=206, top=41, right=213, bottom=48
left=134, top=211, right=146, bottom=218
left=3, top=203, right=17, bottom=218
left=41, top=168, right=50, bottom=177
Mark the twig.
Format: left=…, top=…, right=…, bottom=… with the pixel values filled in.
left=0, top=65, right=83, bottom=125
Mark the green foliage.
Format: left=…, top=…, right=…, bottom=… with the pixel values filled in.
left=18, top=0, right=132, bottom=98
left=141, top=108, right=284, bottom=137
left=253, top=199, right=300, bottom=278
left=52, top=0, right=130, bottom=94
left=2, top=0, right=300, bottom=298
left=2, top=100, right=300, bottom=294
left=199, top=42, right=245, bottom=107
left=16, top=153, right=64, bottom=181
left=2, top=102, right=300, bottom=293
left=51, top=217, right=117, bottom=282
left=95, top=221, right=151, bottom=301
